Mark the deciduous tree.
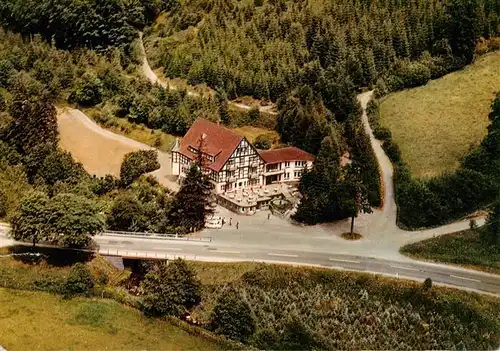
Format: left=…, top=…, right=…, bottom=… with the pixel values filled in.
left=140, top=259, right=201, bottom=317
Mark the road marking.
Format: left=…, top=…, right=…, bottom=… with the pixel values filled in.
left=329, top=258, right=361, bottom=264
left=218, top=250, right=241, bottom=254
left=450, top=275, right=481, bottom=283
left=268, top=253, right=298, bottom=258
left=390, top=265, right=420, bottom=272
left=153, top=247, right=182, bottom=251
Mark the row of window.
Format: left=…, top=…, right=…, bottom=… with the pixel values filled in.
left=283, top=172, right=302, bottom=180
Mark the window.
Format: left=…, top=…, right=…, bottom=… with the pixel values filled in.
left=284, top=173, right=290, bottom=180
left=294, top=171, right=302, bottom=178
left=285, top=161, right=290, bottom=168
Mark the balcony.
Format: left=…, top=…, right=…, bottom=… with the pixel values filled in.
left=264, top=167, right=284, bottom=175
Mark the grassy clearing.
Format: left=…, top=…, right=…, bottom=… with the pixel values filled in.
left=0, top=288, right=218, bottom=351
left=380, top=52, right=500, bottom=179
left=232, top=125, right=279, bottom=144
left=401, top=229, right=500, bottom=274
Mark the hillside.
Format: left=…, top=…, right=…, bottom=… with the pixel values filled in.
left=380, top=52, right=500, bottom=179
left=0, top=288, right=219, bottom=350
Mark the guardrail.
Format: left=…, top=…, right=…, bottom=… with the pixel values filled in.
left=102, top=230, right=212, bottom=242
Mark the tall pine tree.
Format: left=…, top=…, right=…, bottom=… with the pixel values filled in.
left=167, top=137, right=215, bottom=232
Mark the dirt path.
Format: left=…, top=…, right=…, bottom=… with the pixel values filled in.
left=138, top=33, right=277, bottom=115
left=357, top=91, right=485, bottom=248
left=57, top=107, right=179, bottom=191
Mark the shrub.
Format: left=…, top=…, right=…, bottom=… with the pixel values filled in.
left=120, top=150, right=160, bottom=186
left=69, top=73, right=103, bottom=107
left=0, top=190, right=7, bottom=217
left=140, top=259, right=201, bottom=317
left=374, top=126, right=392, bottom=141
left=423, top=277, right=433, bottom=290
left=253, top=133, right=274, bottom=150
left=210, top=285, right=256, bottom=342
left=64, top=263, right=95, bottom=296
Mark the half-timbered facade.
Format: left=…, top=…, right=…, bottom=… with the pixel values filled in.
left=171, top=118, right=314, bottom=196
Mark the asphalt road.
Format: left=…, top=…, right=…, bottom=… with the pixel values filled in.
left=1, top=224, right=499, bottom=295
left=94, top=233, right=500, bottom=296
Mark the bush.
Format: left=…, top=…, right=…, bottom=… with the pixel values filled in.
left=120, top=150, right=160, bottom=186
left=0, top=190, right=7, bottom=217
left=253, top=133, right=274, bottom=150
left=140, top=259, right=201, bottom=317
left=69, top=73, right=103, bottom=107
left=64, top=263, right=95, bottom=296
left=423, top=277, right=433, bottom=290
left=210, top=285, right=256, bottom=342
left=374, top=126, right=392, bottom=141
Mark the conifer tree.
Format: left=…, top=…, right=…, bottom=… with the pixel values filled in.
left=167, top=136, right=215, bottom=232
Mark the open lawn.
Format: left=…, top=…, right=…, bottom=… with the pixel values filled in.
left=0, top=288, right=218, bottom=351
left=380, top=52, right=500, bottom=178
left=400, top=229, right=500, bottom=274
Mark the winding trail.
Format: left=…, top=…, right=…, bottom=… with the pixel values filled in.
left=138, top=33, right=277, bottom=115
left=357, top=91, right=485, bottom=247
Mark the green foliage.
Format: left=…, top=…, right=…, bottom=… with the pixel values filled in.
left=195, top=264, right=500, bottom=350
left=167, top=160, right=214, bottom=232
left=0, top=0, right=156, bottom=50
left=276, top=86, right=330, bottom=154
left=210, top=285, right=256, bottom=342
left=120, top=150, right=160, bottom=186
left=140, top=259, right=201, bottom=317
left=483, top=199, right=500, bottom=247
left=69, top=72, right=104, bottom=107
left=4, top=97, right=58, bottom=155
left=150, top=0, right=499, bottom=100
left=10, top=191, right=104, bottom=248
left=445, top=0, right=481, bottom=64
left=107, top=192, right=148, bottom=232
left=293, top=134, right=341, bottom=224
left=253, top=133, right=274, bottom=150
left=401, top=229, right=500, bottom=273
left=64, top=263, right=95, bottom=297
left=38, top=149, right=87, bottom=187
left=423, top=278, right=433, bottom=291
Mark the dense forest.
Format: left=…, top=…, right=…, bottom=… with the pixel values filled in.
left=148, top=0, right=500, bottom=101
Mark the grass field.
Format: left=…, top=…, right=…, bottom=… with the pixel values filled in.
left=380, top=52, right=500, bottom=179
left=400, top=229, right=500, bottom=274
left=0, top=288, right=218, bottom=351
left=232, top=125, right=279, bottom=144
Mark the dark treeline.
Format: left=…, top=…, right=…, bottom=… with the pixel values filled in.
left=151, top=0, right=500, bottom=101
left=0, top=0, right=179, bottom=51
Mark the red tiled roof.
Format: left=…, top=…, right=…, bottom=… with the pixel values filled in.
left=259, top=147, right=315, bottom=164
left=179, top=118, right=243, bottom=172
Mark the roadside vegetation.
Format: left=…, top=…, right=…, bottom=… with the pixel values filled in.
left=401, top=203, right=500, bottom=273
left=380, top=52, right=500, bottom=179
left=401, top=229, right=500, bottom=274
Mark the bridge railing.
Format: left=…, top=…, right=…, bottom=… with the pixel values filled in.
left=102, top=230, right=212, bottom=242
